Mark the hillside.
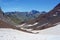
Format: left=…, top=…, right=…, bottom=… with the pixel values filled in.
left=19, top=3, right=60, bottom=30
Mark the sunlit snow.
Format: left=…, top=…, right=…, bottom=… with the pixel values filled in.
left=0, top=24, right=60, bottom=40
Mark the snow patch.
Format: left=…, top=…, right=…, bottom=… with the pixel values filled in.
left=0, top=28, right=60, bottom=40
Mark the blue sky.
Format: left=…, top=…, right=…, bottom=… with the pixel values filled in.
left=0, top=0, right=60, bottom=12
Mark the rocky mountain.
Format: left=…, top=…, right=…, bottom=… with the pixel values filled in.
left=5, top=10, right=41, bottom=24
left=19, top=3, right=60, bottom=30
left=0, top=7, right=16, bottom=29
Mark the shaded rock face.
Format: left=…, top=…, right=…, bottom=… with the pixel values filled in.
left=22, top=3, right=60, bottom=30
left=0, top=8, right=16, bottom=30
left=0, top=8, right=15, bottom=28
left=0, top=8, right=17, bottom=25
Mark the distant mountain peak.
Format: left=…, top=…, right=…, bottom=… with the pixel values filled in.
left=30, top=10, right=40, bottom=14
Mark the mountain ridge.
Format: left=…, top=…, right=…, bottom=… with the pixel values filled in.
left=19, top=3, right=60, bottom=30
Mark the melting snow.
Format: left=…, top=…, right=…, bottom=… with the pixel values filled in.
left=0, top=28, right=60, bottom=40
left=33, top=22, right=38, bottom=25
left=27, top=22, right=38, bottom=26
left=16, top=22, right=38, bottom=28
